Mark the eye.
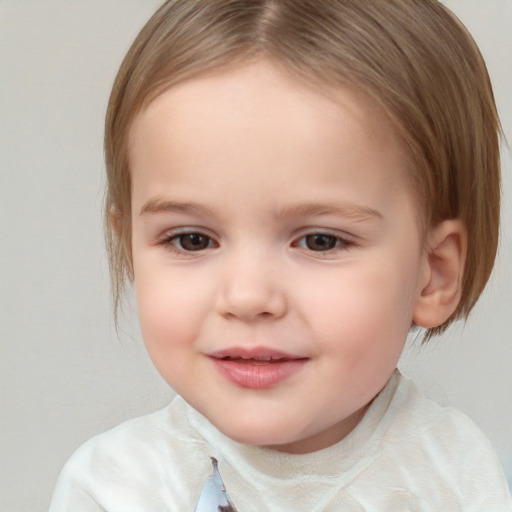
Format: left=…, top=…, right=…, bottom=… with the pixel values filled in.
left=166, top=232, right=216, bottom=252
left=302, top=234, right=339, bottom=251
left=293, top=232, right=354, bottom=253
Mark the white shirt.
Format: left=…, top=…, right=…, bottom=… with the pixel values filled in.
left=49, top=372, right=512, bottom=511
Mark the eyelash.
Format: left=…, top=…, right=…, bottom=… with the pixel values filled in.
left=158, top=230, right=355, bottom=255
left=293, top=233, right=355, bottom=253
left=159, top=231, right=218, bottom=254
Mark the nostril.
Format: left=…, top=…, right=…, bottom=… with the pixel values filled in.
left=216, top=283, right=287, bottom=321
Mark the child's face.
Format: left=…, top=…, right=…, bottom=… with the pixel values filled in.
left=129, top=60, right=430, bottom=454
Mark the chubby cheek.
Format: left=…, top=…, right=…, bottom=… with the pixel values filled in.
left=134, top=266, right=208, bottom=381
left=307, top=261, right=417, bottom=375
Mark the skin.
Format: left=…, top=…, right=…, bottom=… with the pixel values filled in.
left=128, top=59, right=453, bottom=454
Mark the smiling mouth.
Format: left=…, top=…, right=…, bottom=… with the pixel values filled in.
left=209, top=347, right=303, bottom=361
left=217, top=355, right=294, bottom=365
left=209, top=348, right=307, bottom=389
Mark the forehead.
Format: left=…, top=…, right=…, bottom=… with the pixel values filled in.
left=128, top=59, right=413, bottom=217
left=130, top=59, right=397, bottom=158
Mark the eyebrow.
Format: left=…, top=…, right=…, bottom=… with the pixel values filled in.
left=140, top=199, right=214, bottom=217
left=274, top=203, right=383, bottom=222
left=140, top=198, right=382, bottom=222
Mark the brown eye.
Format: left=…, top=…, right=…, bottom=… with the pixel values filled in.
left=176, top=233, right=213, bottom=251
left=304, top=234, right=339, bottom=251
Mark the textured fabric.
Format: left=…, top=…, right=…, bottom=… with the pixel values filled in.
left=49, top=372, right=512, bottom=511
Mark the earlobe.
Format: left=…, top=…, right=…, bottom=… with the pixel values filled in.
left=412, top=220, right=467, bottom=329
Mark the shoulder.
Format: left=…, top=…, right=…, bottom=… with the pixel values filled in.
left=64, top=405, right=176, bottom=470
left=377, top=373, right=511, bottom=510
left=390, top=374, right=498, bottom=457
left=49, top=396, right=211, bottom=511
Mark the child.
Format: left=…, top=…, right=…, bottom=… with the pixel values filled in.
left=50, top=0, right=511, bottom=510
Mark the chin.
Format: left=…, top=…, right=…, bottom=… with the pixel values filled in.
left=213, top=416, right=299, bottom=448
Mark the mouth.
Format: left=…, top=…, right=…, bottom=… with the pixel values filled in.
left=208, top=347, right=308, bottom=389
left=209, top=346, right=303, bottom=361
left=215, top=355, right=295, bottom=365
left=224, top=359, right=281, bottom=366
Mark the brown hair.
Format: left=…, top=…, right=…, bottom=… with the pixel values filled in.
left=104, top=0, right=501, bottom=337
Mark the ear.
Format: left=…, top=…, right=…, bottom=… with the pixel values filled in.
left=412, top=220, right=467, bottom=329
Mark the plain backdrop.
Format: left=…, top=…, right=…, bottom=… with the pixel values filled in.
left=0, top=1, right=511, bottom=510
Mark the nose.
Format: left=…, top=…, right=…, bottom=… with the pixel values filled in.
left=216, top=250, right=287, bottom=322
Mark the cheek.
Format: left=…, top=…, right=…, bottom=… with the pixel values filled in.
left=134, top=271, right=212, bottom=393
left=134, top=266, right=208, bottom=354
left=303, top=260, right=418, bottom=355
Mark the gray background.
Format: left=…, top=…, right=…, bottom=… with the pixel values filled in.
left=1, top=1, right=511, bottom=510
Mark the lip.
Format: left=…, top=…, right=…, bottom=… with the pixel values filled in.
left=209, top=346, right=308, bottom=389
